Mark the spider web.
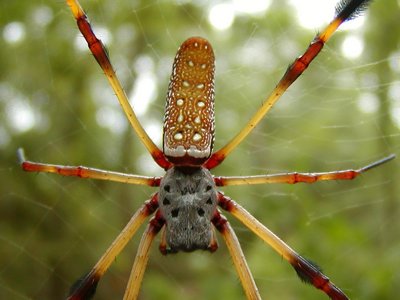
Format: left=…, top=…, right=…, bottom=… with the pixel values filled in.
left=1, top=0, right=399, bottom=299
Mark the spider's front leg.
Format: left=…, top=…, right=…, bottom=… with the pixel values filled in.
left=218, top=193, right=349, bottom=300
left=67, top=194, right=159, bottom=300
left=212, top=211, right=261, bottom=300
left=123, top=211, right=165, bottom=300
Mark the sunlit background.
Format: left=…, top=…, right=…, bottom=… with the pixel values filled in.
left=1, top=0, right=399, bottom=299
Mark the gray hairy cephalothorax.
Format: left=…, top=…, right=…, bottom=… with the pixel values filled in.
left=158, top=167, right=218, bottom=252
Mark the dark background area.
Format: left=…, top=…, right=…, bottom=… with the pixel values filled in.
left=1, top=0, right=399, bottom=299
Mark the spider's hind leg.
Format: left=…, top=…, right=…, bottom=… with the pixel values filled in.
left=65, top=0, right=171, bottom=169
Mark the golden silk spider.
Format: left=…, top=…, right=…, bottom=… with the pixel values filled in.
left=18, top=0, right=395, bottom=299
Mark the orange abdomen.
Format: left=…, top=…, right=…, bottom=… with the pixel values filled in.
left=163, top=37, right=215, bottom=166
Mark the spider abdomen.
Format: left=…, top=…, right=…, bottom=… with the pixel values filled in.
left=158, top=167, right=218, bottom=252
left=163, top=37, right=215, bottom=166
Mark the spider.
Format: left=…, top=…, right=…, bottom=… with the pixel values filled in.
left=18, top=0, right=395, bottom=299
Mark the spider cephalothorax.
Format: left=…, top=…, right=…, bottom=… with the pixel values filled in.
left=158, top=166, right=218, bottom=253
left=18, top=0, right=395, bottom=299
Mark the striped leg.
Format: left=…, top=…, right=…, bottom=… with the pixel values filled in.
left=214, top=155, right=395, bottom=186
left=218, top=193, right=349, bottom=300
left=18, top=148, right=162, bottom=186
left=205, top=0, right=373, bottom=169
left=123, top=212, right=164, bottom=300
left=67, top=195, right=159, bottom=300
left=213, top=211, right=261, bottom=300
left=65, top=0, right=171, bottom=169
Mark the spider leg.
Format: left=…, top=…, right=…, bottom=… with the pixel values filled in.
left=158, top=225, right=168, bottom=254
left=123, top=211, right=165, bottom=300
left=65, top=0, right=171, bottom=169
left=17, top=148, right=161, bottom=186
left=218, top=193, right=349, bottom=300
left=214, top=154, right=395, bottom=186
left=205, top=0, right=372, bottom=170
left=68, top=195, right=159, bottom=300
left=212, top=211, right=261, bottom=300
left=209, top=224, right=219, bottom=252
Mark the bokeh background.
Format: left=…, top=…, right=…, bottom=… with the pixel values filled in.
left=1, top=0, right=399, bottom=299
